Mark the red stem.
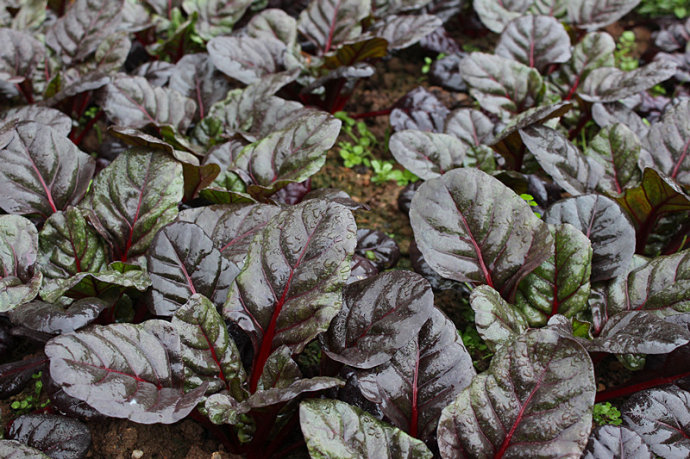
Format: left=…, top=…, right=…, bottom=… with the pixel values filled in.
left=595, top=371, right=690, bottom=403
left=72, top=110, right=104, bottom=146
left=14, top=81, right=34, bottom=104
left=350, top=108, right=392, bottom=119
left=567, top=110, right=591, bottom=141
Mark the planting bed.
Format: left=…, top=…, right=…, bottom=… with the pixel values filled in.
left=1, top=0, right=690, bottom=457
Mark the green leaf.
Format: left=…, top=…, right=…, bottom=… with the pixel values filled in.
left=470, top=285, right=529, bottom=351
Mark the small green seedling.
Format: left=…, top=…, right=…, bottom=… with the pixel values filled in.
left=520, top=193, right=541, bottom=218
left=335, top=111, right=377, bottom=168
left=10, top=371, right=50, bottom=416
left=370, top=160, right=419, bottom=186
left=615, top=31, right=638, bottom=72
left=592, top=402, right=622, bottom=426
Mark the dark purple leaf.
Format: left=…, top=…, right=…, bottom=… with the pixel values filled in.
left=585, top=123, right=642, bottom=194
left=246, top=8, right=298, bottom=48
left=461, top=52, right=544, bottom=120
left=303, top=188, right=366, bottom=210
left=257, top=345, right=301, bottom=390
left=373, top=0, right=434, bottom=16
left=437, top=327, right=595, bottom=458
left=552, top=31, right=615, bottom=99
left=182, top=0, right=252, bottom=40
left=8, top=414, right=90, bottom=459
left=356, top=307, right=475, bottom=440
left=354, top=229, right=400, bottom=270
left=323, top=271, right=434, bottom=369
left=443, top=108, right=494, bottom=148
left=297, top=0, right=370, bottom=55
left=423, top=0, right=467, bottom=22
left=0, top=29, right=44, bottom=84
left=419, top=26, right=461, bottom=54
left=0, top=440, right=50, bottom=458
left=147, top=221, right=239, bottom=316
left=495, top=15, right=571, bottom=71
left=2, top=107, right=71, bottom=137
left=0, top=215, right=42, bottom=312
left=246, top=375, right=344, bottom=409
left=348, top=254, right=379, bottom=284
left=568, top=0, right=641, bottom=31
left=9, top=298, right=108, bottom=335
left=580, top=61, right=678, bottom=103
left=84, top=149, right=183, bottom=262
left=0, top=357, right=47, bottom=398
left=44, top=320, right=207, bottom=424
left=654, top=18, right=690, bottom=52
left=300, top=399, right=433, bottom=458
left=132, top=61, right=174, bottom=87
left=169, top=53, right=232, bottom=121
left=59, top=31, right=131, bottom=89
left=223, top=199, right=357, bottom=393
left=207, top=36, right=285, bottom=85
left=397, top=181, right=422, bottom=215
left=583, top=425, right=652, bottom=459
left=388, top=130, right=466, bottom=180
left=0, top=122, right=95, bottom=219
left=100, top=73, right=196, bottom=132
left=46, top=0, right=123, bottom=65
left=592, top=101, right=649, bottom=138
left=470, top=285, right=528, bottom=351
left=181, top=162, right=221, bottom=202
left=429, top=53, right=467, bottom=92
left=410, top=168, right=553, bottom=300
left=520, top=124, right=604, bottom=196
left=42, top=370, right=104, bottom=421
left=622, top=386, right=690, bottom=458
left=409, top=239, right=466, bottom=292
left=390, top=87, right=449, bottom=133
left=272, top=179, right=312, bottom=205
left=370, top=14, right=441, bottom=50
left=544, top=194, right=635, bottom=282
left=473, top=0, right=567, bottom=34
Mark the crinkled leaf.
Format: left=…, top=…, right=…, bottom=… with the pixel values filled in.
left=461, top=52, right=544, bottom=120
left=0, top=122, right=95, bottom=219
left=44, top=320, right=207, bottom=424
left=390, top=87, right=449, bottom=133
left=568, top=0, right=641, bottom=31
left=8, top=414, right=91, bottom=459
left=38, top=207, right=108, bottom=288
left=437, top=327, right=595, bottom=458
left=46, top=0, right=124, bottom=65
left=169, top=53, right=232, bottom=121
left=544, top=194, right=635, bottom=282
left=61, top=31, right=131, bottom=89
left=473, top=0, right=567, bottom=34
left=0, top=440, right=50, bottom=458
left=622, top=386, right=690, bottom=458
left=470, top=285, right=528, bottom=351
left=9, top=298, right=108, bottom=335
left=182, top=0, right=252, bottom=39
left=592, top=101, right=649, bottom=138
left=583, top=425, right=651, bottom=459
left=579, top=61, right=678, bottom=103
left=443, top=108, right=494, bottom=147
left=223, top=199, right=356, bottom=392
left=246, top=375, right=344, bottom=409
left=10, top=0, right=47, bottom=32
left=354, top=229, right=400, bottom=270
left=370, top=14, right=441, bottom=50
left=0, top=215, right=42, bottom=312
left=357, top=308, right=475, bottom=440
left=0, top=29, right=44, bottom=84
left=84, top=149, right=183, bottom=262
left=100, top=74, right=196, bottom=133
left=2, top=106, right=71, bottom=137
left=520, top=124, right=603, bottom=196
left=246, top=8, right=297, bottom=49
left=147, top=221, right=239, bottom=316
left=257, top=345, right=301, bottom=390
left=495, top=15, right=571, bottom=71
left=323, top=271, right=434, bottom=369
left=177, top=203, right=281, bottom=266
left=585, top=123, right=642, bottom=194
left=429, top=52, right=466, bottom=91
left=182, top=162, right=221, bottom=202
left=0, top=358, right=47, bottom=399
left=389, top=130, right=466, bottom=180
left=374, top=0, right=433, bottom=15
left=323, top=37, right=388, bottom=69
left=300, top=399, right=433, bottom=459
left=132, top=61, right=174, bottom=87
left=207, top=36, right=285, bottom=85
left=641, top=99, right=690, bottom=189
left=515, top=223, right=592, bottom=326
left=297, top=0, right=371, bottom=55
left=552, top=32, right=615, bottom=98
left=172, top=294, right=246, bottom=398
left=410, top=168, right=553, bottom=300
left=615, top=169, right=690, bottom=253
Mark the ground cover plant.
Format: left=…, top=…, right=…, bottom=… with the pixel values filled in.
left=1, top=0, right=690, bottom=457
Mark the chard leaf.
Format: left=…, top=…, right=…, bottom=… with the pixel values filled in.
left=147, top=221, right=239, bottom=316
left=622, top=386, right=690, bottom=458
left=181, top=162, right=221, bottom=202
left=245, top=375, right=344, bottom=409
left=133, top=61, right=174, bottom=87
left=1, top=106, right=71, bottom=137
left=585, top=123, right=642, bottom=194
left=207, top=36, right=285, bottom=85
left=172, top=294, right=246, bottom=398
left=0, top=358, right=47, bottom=399
left=322, top=271, right=435, bottom=369
left=390, top=87, right=449, bottom=133
left=181, top=0, right=252, bottom=39
left=473, top=0, right=567, bottom=34
left=443, top=108, right=494, bottom=148
left=520, top=124, right=603, bottom=196
left=356, top=308, right=475, bottom=441
left=544, top=194, right=635, bottom=282
left=297, top=0, right=371, bottom=55
left=568, top=0, right=641, bottom=31
left=0, top=122, right=95, bottom=219
left=583, top=425, right=651, bottom=459
left=9, top=298, right=108, bottom=335
left=592, top=101, right=649, bottom=138
left=0, top=440, right=49, bottom=458
left=410, top=168, right=553, bottom=300
left=46, top=0, right=123, bottom=65
left=615, top=169, right=690, bottom=253
left=354, top=229, right=400, bottom=270
left=323, top=37, right=388, bottom=68
left=495, top=15, right=571, bottom=71
left=373, top=0, right=434, bottom=15
left=641, top=99, right=690, bottom=189
left=300, top=399, right=433, bottom=458
left=246, top=9, right=297, bottom=49
left=515, top=223, right=592, bottom=326
left=44, top=320, right=207, bottom=424
left=0, top=29, right=44, bottom=84
left=100, top=74, right=196, bottom=133
left=370, top=14, right=441, bottom=50
left=177, top=203, right=281, bottom=266
left=84, top=149, right=183, bottom=262
left=552, top=32, right=615, bottom=98
left=580, top=61, right=678, bottom=103
left=169, top=53, right=232, bottom=121
left=388, top=130, right=466, bottom=180
left=470, top=285, right=528, bottom=351
left=437, top=328, right=595, bottom=458
left=38, top=207, right=108, bottom=287
left=257, top=345, right=301, bottom=390
left=461, top=52, right=544, bottom=120
left=223, top=199, right=356, bottom=393
left=7, top=414, right=91, bottom=459
left=0, top=215, right=42, bottom=312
